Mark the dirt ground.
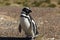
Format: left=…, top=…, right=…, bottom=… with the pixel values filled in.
left=0, top=6, right=60, bottom=40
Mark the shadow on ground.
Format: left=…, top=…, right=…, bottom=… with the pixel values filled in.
left=0, top=37, right=32, bottom=40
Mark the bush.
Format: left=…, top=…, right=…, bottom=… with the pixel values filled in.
left=32, top=1, right=43, bottom=7
left=16, top=2, right=21, bottom=5
left=23, top=2, right=28, bottom=7
left=22, top=0, right=29, bottom=7
left=58, top=0, right=60, bottom=5
left=48, top=4, right=56, bottom=8
left=5, top=2, right=11, bottom=6
left=45, top=0, right=51, bottom=4
left=0, top=2, right=3, bottom=4
left=4, top=0, right=9, bottom=1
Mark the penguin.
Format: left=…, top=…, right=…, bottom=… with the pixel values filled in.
left=20, top=7, right=39, bottom=39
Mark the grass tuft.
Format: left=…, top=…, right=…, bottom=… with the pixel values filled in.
left=48, top=4, right=56, bottom=8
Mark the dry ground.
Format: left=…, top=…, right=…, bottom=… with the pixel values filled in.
left=0, top=6, right=60, bottom=40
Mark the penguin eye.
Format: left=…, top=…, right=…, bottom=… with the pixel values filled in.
left=26, top=9, right=29, bottom=12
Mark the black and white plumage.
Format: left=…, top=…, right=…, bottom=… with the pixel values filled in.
left=20, top=7, right=39, bottom=39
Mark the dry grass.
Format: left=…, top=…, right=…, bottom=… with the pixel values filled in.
left=0, top=0, right=59, bottom=7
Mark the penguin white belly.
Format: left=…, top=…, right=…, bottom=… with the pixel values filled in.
left=20, top=17, right=30, bottom=30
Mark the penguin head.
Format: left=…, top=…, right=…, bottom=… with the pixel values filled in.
left=22, top=7, right=32, bottom=15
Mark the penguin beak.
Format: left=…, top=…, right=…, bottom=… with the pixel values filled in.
left=29, top=10, right=32, bottom=13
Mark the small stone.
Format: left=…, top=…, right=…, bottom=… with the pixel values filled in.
left=0, top=17, right=4, bottom=20
left=47, top=38, right=55, bottom=40
left=45, top=20, right=48, bottom=23
left=14, top=21, right=17, bottom=23
left=40, top=22, right=44, bottom=24
left=39, top=17, right=42, bottom=19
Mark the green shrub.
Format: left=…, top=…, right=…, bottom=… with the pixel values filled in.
left=0, top=2, right=3, bottom=4
left=48, top=4, right=56, bottom=8
left=4, top=0, right=9, bottom=1
left=32, top=1, right=43, bottom=7
left=5, top=2, right=11, bottom=6
left=23, top=0, right=29, bottom=7
left=45, top=0, right=51, bottom=4
left=58, top=0, right=60, bottom=5
left=16, top=2, right=21, bottom=4
left=23, top=2, right=28, bottom=7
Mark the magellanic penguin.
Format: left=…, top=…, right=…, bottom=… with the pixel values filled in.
left=20, top=7, right=39, bottom=39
